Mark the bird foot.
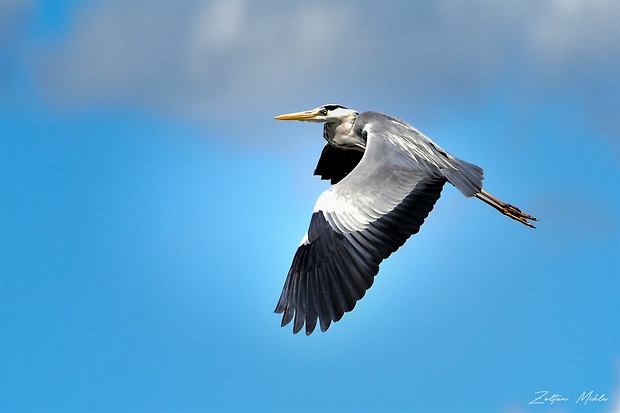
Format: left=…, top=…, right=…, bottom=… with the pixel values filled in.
left=475, top=190, right=538, bottom=228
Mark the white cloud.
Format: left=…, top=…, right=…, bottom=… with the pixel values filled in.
left=0, top=0, right=33, bottom=105
left=0, top=0, right=32, bottom=42
left=529, top=0, right=620, bottom=67
left=33, top=0, right=620, bottom=144
left=36, top=1, right=354, bottom=116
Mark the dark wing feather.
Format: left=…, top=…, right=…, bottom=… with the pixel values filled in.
left=314, top=144, right=364, bottom=184
left=274, top=177, right=446, bottom=335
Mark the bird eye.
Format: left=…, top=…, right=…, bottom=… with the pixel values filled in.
left=319, top=108, right=328, bottom=116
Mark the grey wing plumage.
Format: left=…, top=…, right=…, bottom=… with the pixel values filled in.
left=275, top=113, right=453, bottom=334
left=274, top=178, right=445, bottom=334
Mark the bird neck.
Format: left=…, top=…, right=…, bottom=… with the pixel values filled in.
left=323, top=114, right=361, bottom=150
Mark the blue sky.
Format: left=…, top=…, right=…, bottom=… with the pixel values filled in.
left=1, top=1, right=619, bottom=412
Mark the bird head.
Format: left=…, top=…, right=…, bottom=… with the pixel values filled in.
left=275, top=104, right=358, bottom=124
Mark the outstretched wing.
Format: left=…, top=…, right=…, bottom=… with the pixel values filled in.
left=275, top=120, right=447, bottom=334
left=314, top=144, right=364, bottom=184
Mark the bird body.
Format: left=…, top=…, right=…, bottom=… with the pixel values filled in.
left=274, top=105, right=537, bottom=335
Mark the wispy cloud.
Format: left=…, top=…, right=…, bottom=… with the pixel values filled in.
left=0, top=0, right=33, bottom=104
left=30, top=1, right=620, bottom=143
left=35, top=1, right=354, bottom=116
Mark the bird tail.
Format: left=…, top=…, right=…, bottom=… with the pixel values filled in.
left=443, top=158, right=484, bottom=197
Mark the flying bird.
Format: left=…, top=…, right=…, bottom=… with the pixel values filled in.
left=274, top=104, right=537, bottom=335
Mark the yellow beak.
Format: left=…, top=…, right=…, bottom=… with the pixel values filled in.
left=274, top=109, right=321, bottom=121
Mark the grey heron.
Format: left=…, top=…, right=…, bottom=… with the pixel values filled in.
left=274, top=104, right=537, bottom=335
